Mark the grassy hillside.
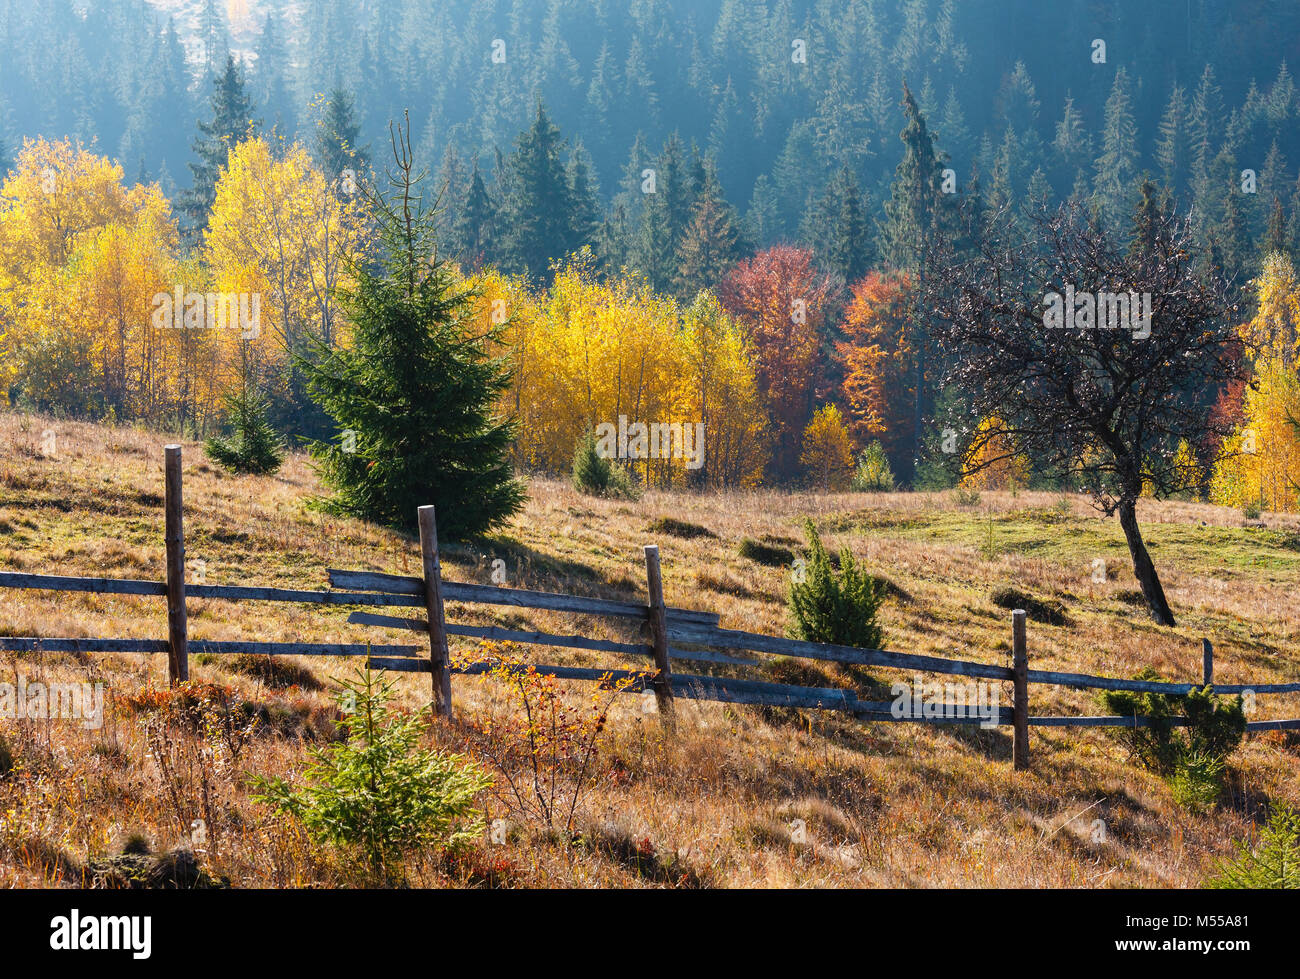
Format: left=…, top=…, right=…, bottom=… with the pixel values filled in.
left=1, top=411, right=1297, bottom=887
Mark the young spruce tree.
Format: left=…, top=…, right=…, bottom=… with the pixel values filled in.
left=303, top=112, right=525, bottom=538
left=178, top=55, right=258, bottom=240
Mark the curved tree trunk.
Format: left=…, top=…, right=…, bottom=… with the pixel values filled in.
left=1118, top=499, right=1175, bottom=626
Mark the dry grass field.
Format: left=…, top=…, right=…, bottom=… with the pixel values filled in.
left=1, top=410, right=1297, bottom=887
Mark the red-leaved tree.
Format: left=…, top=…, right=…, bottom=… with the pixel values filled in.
left=718, top=245, right=837, bottom=481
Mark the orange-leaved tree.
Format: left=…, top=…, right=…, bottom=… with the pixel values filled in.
left=837, top=269, right=915, bottom=477
left=719, top=245, right=837, bottom=483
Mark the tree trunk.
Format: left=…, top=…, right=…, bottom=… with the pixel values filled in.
left=1117, top=499, right=1175, bottom=626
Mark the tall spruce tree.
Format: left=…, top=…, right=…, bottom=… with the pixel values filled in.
left=500, top=101, right=574, bottom=280
left=876, top=83, right=948, bottom=479
left=1093, top=67, right=1140, bottom=230
left=565, top=140, right=602, bottom=256
left=303, top=113, right=524, bottom=538
left=451, top=158, right=496, bottom=271
left=805, top=166, right=872, bottom=286
left=632, top=134, right=690, bottom=293
left=178, top=56, right=259, bottom=240
left=316, top=87, right=370, bottom=182
left=675, top=160, right=744, bottom=298
left=253, top=12, right=297, bottom=138
left=877, top=84, right=944, bottom=271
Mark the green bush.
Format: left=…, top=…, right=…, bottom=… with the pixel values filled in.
left=572, top=427, right=637, bottom=499
left=1101, top=671, right=1245, bottom=809
left=851, top=441, right=895, bottom=492
left=205, top=387, right=284, bottom=475
left=253, top=668, right=491, bottom=879
left=1206, top=803, right=1300, bottom=888
left=787, top=519, right=886, bottom=650
left=1168, top=750, right=1226, bottom=813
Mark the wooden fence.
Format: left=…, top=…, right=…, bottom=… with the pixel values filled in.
left=1, top=444, right=1298, bottom=772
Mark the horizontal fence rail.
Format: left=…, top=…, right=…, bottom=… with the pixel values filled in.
left=0, top=445, right=1297, bottom=769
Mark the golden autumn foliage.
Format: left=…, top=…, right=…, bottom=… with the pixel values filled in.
left=800, top=404, right=855, bottom=491
left=469, top=258, right=768, bottom=488
left=0, top=136, right=365, bottom=430
left=1209, top=360, right=1300, bottom=511
left=1209, top=254, right=1300, bottom=512
left=206, top=137, right=363, bottom=378
left=960, top=416, right=1030, bottom=490
left=837, top=270, right=915, bottom=464
left=0, top=137, right=191, bottom=418
left=1241, top=253, right=1300, bottom=365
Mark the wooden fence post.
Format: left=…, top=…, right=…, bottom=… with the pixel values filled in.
left=163, top=445, right=188, bottom=685
left=1202, top=638, right=1214, bottom=688
left=643, top=544, right=675, bottom=730
left=418, top=505, right=453, bottom=720
left=1011, top=609, right=1029, bottom=771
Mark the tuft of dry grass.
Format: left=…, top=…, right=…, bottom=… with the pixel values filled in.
left=0, top=410, right=1297, bottom=888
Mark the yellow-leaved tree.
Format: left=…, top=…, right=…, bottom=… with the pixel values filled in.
left=1210, top=361, right=1300, bottom=511
left=1210, top=253, right=1300, bottom=512
left=800, top=404, right=855, bottom=491
left=205, top=136, right=364, bottom=400
left=961, top=416, right=1031, bottom=490
left=0, top=137, right=201, bottom=421
left=470, top=257, right=769, bottom=488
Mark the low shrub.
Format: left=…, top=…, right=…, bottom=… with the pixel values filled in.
left=1206, top=803, right=1300, bottom=888
left=787, top=519, right=886, bottom=650
left=253, top=668, right=491, bottom=879
left=572, top=427, right=638, bottom=499
left=851, top=441, right=895, bottom=492
left=1101, top=672, right=1246, bottom=810
left=205, top=387, right=283, bottom=475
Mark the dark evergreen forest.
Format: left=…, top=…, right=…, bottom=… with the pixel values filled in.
left=3, top=0, right=1299, bottom=286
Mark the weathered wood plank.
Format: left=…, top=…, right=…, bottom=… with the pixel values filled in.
left=452, top=660, right=656, bottom=687
left=348, top=610, right=757, bottom=666
left=667, top=622, right=1017, bottom=681
left=1026, top=715, right=1192, bottom=728
left=329, top=569, right=423, bottom=595
left=0, top=571, right=166, bottom=597
left=1245, top=718, right=1300, bottom=731
left=188, top=583, right=424, bottom=607
left=327, top=568, right=720, bottom=625
left=1011, top=610, right=1029, bottom=770
left=1023, top=667, right=1300, bottom=696
left=643, top=545, right=674, bottom=726
left=367, top=656, right=431, bottom=673
left=189, top=640, right=421, bottom=657
left=0, top=637, right=420, bottom=657
left=418, top=506, right=454, bottom=719
left=0, top=637, right=171, bottom=653
left=359, top=653, right=1300, bottom=732
left=347, top=610, right=652, bottom=655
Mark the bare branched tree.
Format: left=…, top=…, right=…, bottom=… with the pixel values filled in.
left=924, top=196, right=1242, bottom=626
